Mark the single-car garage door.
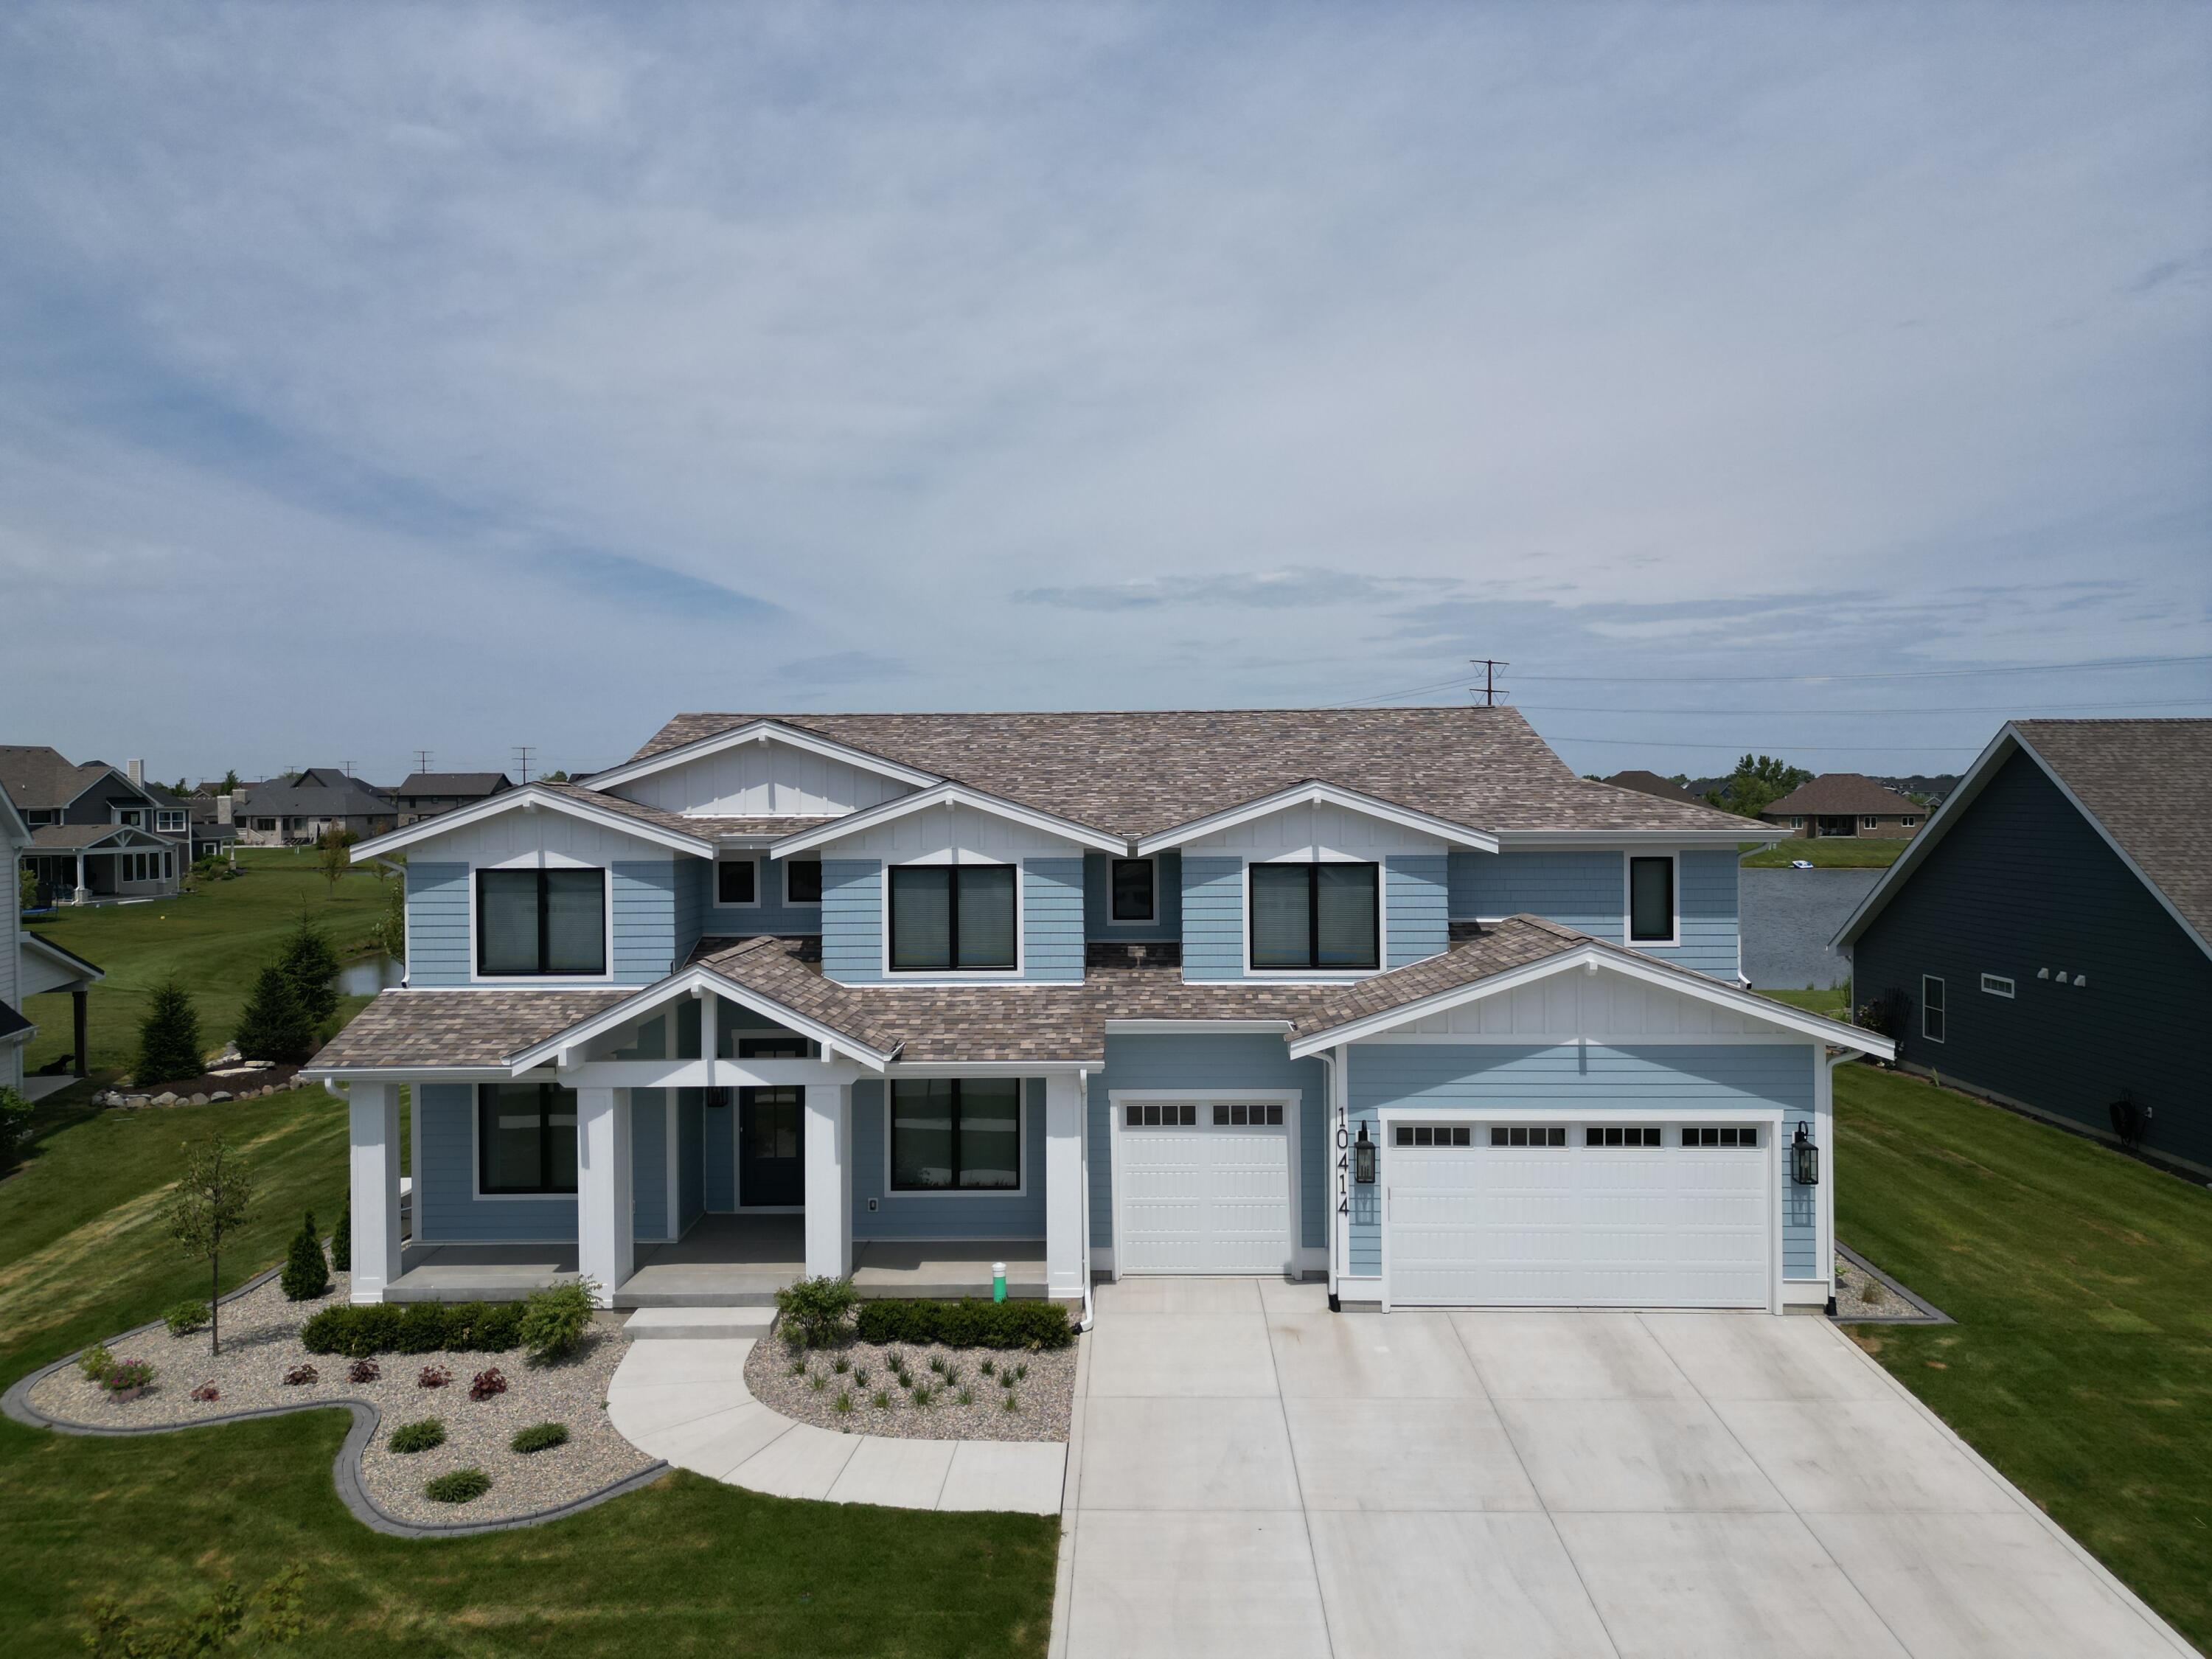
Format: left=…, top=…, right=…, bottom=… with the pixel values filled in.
left=1385, top=1121, right=1773, bottom=1308
left=1116, top=1098, right=1293, bottom=1274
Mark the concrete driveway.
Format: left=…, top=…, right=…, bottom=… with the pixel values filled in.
left=1051, top=1280, right=2194, bottom=1659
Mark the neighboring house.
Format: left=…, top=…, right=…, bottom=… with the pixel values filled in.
left=141, top=783, right=198, bottom=859
left=0, top=745, right=181, bottom=905
left=185, top=795, right=237, bottom=863
left=1837, top=718, right=2212, bottom=1175
left=392, top=771, right=514, bottom=827
left=305, top=707, right=1890, bottom=1317
left=1, top=790, right=105, bottom=1091
left=1759, top=773, right=1924, bottom=839
left=1601, top=769, right=1706, bottom=807
left=233, top=769, right=397, bottom=846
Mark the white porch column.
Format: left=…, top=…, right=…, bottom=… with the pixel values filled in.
left=347, top=1082, right=403, bottom=1304
left=576, top=1087, right=633, bottom=1307
left=803, top=1082, right=852, bottom=1280
left=1044, top=1072, right=1085, bottom=1300
left=73, top=851, right=88, bottom=905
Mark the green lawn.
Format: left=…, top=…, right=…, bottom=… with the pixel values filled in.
left=0, top=1086, right=1058, bottom=1656
left=1837, top=1064, right=2212, bottom=1650
left=21, top=848, right=392, bottom=1077
left=1740, top=837, right=1906, bottom=868
left=1754, top=986, right=1851, bottom=1020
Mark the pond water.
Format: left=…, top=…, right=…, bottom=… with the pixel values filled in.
left=338, top=954, right=406, bottom=995
left=1738, top=866, right=1885, bottom=990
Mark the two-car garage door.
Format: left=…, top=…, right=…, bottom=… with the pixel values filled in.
left=1386, top=1121, right=1774, bottom=1309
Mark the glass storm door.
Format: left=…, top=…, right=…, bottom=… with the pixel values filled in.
left=738, top=1087, right=804, bottom=1207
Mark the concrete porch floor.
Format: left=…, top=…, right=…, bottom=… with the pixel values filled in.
left=383, top=1214, right=1048, bottom=1307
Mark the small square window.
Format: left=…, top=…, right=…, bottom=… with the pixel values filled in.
left=717, top=859, right=757, bottom=905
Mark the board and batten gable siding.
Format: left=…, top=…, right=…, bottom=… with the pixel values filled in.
left=610, top=737, right=916, bottom=818
left=1385, top=855, right=1450, bottom=969
left=1447, top=848, right=1739, bottom=980
left=1343, top=1043, right=1819, bottom=1280
left=1082, top=849, right=1183, bottom=942
left=405, top=862, right=469, bottom=985
left=1085, top=1034, right=1328, bottom=1254
left=849, top=1079, right=1048, bottom=1240
left=1853, top=747, right=2212, bottom=1169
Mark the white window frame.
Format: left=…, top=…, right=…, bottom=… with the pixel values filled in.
left=1980, top=973, right=2014, bottom=999
left=1107, top=1088, right=1302, bottom=1273
left=1901, top=816, right=1918, bottom=828
left=465, top=863, right=617, bottom=986
left=1623, top=851, right=1681, bottom=949
left=469, top=1078, right=583, bottom=1210
left=1861, top=816, right=1880, bottom=831
left=714, top=855, right=762, bottom=911
left=1921, top=974, right=1946, bottom=1043
left=783, top=858, right=823, bottom=908
left=1238, top=856, right=1387, bottom=981
left=1105, top=856, right=1159, bottom=927
left=879, top=858, right=1026, bottom=981
left=880, top=1077, right=1033, bottom=1200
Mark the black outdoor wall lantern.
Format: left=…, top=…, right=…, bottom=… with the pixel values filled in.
left=1790, top=1122, right=1820, bottom=1186
left=1353, top=1124, right=1377, bottom=1185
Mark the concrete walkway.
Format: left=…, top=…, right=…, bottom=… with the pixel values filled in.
left=1051, top=1279, right=2196, bottom=1659
left=606, top=1335, right=1065, bottom=1514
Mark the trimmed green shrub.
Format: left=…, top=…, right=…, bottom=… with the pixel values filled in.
left=424, top=1468, right=490, bottom=1504
left=388, top=1419, right=445, bottom=1454
left=518, top=1279, right=597, bottom=1363
left=853, top=1298, right=1076, bottom=1351
left=234, top=964, right=315, bottom=1065
left=135, top=981, right=205, bottom=1085
left=103, top=1360, right=155, bottom=1394
left=330, top=1189, right=350, bottom=1272
left=773, top=1275, right=859, bottom=1349
left=280, top=1211, right=330, bottom=1301
left=163, top=1299, right=211, bottom=1337
left=299, top=1300, right=523, bottom=1358
left=510, top=1422, right=569, bottom=1455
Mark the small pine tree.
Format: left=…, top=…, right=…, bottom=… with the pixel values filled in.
left=136, top=981, right=205, bottom=1085
left=278, top=917, right=341, bottom=1024
left=234, top=965, right=315, bottom=1064
left=330, top=1187, right=351, bottom=1272
left=282, top=1210, right=329, bottom=1301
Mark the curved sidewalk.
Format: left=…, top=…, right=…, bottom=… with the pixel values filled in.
left=607, top=1338, right=1065, bottom=1514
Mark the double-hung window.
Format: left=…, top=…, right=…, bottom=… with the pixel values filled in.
left=1249, top=862, right=1380, bottom=970
left=1628, top=856, right=1675, bottom=944
left=890, top=1078, right=1022, bottom=1190
left=1921, top=975, right=1946, bottom=1043
left=888, top=865, right=1016, bottom=971
left=477, top=1082, right=578, bottom=1194
left=476, top=869, right=606, bottom=975
left=1109, top=858, right=1155, bottom=923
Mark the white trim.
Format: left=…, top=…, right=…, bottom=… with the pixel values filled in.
left=1492, top=827, right=1755, bottom=849
left=880, top=1076, right=1034, bottom=1200
left=1107, top=1088, right=1301, bottom=1276
left=1351, top=1032, right=1830, bottom=1046
left=18, top=932, right=105, bottom=984
left=886, top=1059, right=1092, bottom=1076
left=1103, top=1019, right=1293, bottom=1035
left=1623, top=850, right=1681, bottom=949
left=349, top=785, right=714, bottom=861
left=880, top=855, right=1026, bottom=981
left=1921, top=974, right=1946, bottom=1043
left=1239, top=856, right=1388, bottom=982
left=783, top=857, right=824, bottom=908
left=1103, top=855, right=1159, bottom=927
left=1287, top=941, right=1894, bottom=1060
left=582, top=719, right=942, bottom=796
left=713, top=853, right=762, bottom=910
left=501, top=964, right=898, bottom=1072
left=466, top=865, right=616, bottom=987
left=1980, top=973, right=2015, bottom=999
left=773, top=781, right=1124, bottom=858
left=1134, top=782, right=1498, bottom=858
left=468, top=1078, right=582, bottom=1203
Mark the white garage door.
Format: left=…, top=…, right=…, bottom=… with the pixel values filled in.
left=1386, top=1121, right=1772, bottom=1308
left=1116, top=1099, right=1293, bottom=1274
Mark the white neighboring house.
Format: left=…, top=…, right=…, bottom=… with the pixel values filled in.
left=2, top=789, right=107, bottom=1094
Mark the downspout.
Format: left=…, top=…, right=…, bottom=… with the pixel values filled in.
left=1316, top=1050, right=1340, bottom=1311
left=1076, top=1067, right=1096, bottom=1333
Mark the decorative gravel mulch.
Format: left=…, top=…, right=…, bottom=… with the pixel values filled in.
left=26, top=1270, right=655, bottom=1526
left=742, top=1324, right=1076, bottom=1443
left=1832, top=1250, right=1947, bottom=1322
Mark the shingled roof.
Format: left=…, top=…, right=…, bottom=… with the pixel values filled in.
left=619, top=708, right=1751, bottom=840
left=0, top=745, right=138, bottom=813
left=1760, top=773, right=1921, bottom=818
left=395, top=772, right=512, bottom=799
left=1601, top=770, right=1704, bottom=807
left=307, top=989, right=630, bottom=1071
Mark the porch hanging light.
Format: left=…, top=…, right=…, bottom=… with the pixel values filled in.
left=1353, top=1124, right=1377, bottom=1186
left=1790, top=1122, right=1820, bottom=1186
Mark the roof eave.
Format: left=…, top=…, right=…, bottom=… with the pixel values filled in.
left=349, top=785, right=714, bottom=860
left=1133, top=782, right=1500, bottom=857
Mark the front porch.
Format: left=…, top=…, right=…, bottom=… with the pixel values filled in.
left=383, top=1214, right=1051, bottom=1307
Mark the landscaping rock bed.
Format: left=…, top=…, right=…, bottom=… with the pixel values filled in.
left=26, top=1270, right=654, bottom=1526
left=742, top=1324, right=1076, bottom=1444
left=1832, top=1247, right=1951, bottom=1324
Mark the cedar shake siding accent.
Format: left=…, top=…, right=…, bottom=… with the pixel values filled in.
left=1852, top=748, right=2212, bottom=1169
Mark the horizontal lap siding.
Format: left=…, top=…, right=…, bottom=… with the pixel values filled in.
left=1083, top=850, right=1183, bottom=941
left=703, top=1093, right=734, bottom=1211
left=1386, top=855, right=1450, bottom=968
left=851, top=1079, right=1047, bottom=1239
left=406, top=863, right=469, bottom=985
left=1637, top=850, right=1740, bottom=982
left=1343, top=1044, right=1815, bottom=1279
left=821, top=859, right=882, bottom=982
left=709, top=855, right=826, bottom=936
left=612, top=860, right=679, bottom=983
left=632, top=1088, right=668, bottom=1241
left=678, top=1090, right=706, bottom=1232
left=1181, top=856, right=1245, bottom=980
left=1088, top=1034, right=1327, bottom=1252
left=417, top=1083, right=575, bottom=1242
left=672, top=858, right=709, bottom=965
left=1025, top=858, right=1085, bottom=980
left=1854, top=750, right=2212, bottom=1169
left=1450, top=850, right=1622, bottom=937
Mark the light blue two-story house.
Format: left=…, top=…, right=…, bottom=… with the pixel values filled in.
left=306, top=708, right=1889, bottom=1317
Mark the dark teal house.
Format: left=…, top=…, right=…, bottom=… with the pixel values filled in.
left=1837, top=718, right=2212, bottom=1174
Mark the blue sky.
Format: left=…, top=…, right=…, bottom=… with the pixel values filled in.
left=2, top=2, right=2208, bottom=785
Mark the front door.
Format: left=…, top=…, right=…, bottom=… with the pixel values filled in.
left=738, top=1086, right=804, bottom=1207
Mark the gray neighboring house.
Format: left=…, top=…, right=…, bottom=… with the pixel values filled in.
left=392, top=771, right=514, bottom=827
left=234, top=769, right=398, bottom=846
left=1, top=745, right=181, bottom=905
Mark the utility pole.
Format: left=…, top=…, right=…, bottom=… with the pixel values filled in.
left=513, top=745, right=535, bottom=784
left=1470, top=659, right=1509, bottom=707
left=414, top=748, right=432, bottom=774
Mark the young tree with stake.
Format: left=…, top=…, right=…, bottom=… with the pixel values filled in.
left=167, top=1140, right=254, bottom=1356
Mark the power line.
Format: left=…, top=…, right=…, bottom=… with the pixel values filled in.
left=1472, top=658, right=1508, bottom=707
left=414, top=749, right=432, bottom=773
left=1545, top=734, right=1980, bottom=753
left=512, top=745, right=535, bottom=784
left=1517, top=697, right=2212, bottom=717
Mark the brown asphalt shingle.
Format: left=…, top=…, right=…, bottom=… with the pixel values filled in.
left=1760, top=773, right=1921, bottom=818
left=307, top=990, right=630, bottom=1071
left=2014, top=718, right=2212, bottom=945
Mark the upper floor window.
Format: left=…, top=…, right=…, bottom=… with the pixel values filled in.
left=890, top=864, right=1016, bottom=971
left=1109, top=858, right=1155, bottom=923
left=891, top=1077, right=1021, bottom=1191
left=1627, top=856, right=1676, bottom=944
left=1250, top=862, right=1378, bottom=971
left=477, top=1081, right=577, bottom=1194
left=717, top=857, right=757, bottom=906
left=117, top=807, right=145, bottom=827
left=478, top=869, right=606, bottom=976
left=158, top=810, right=186, bottom=831
left=785, top=859, right=823, bottom=905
